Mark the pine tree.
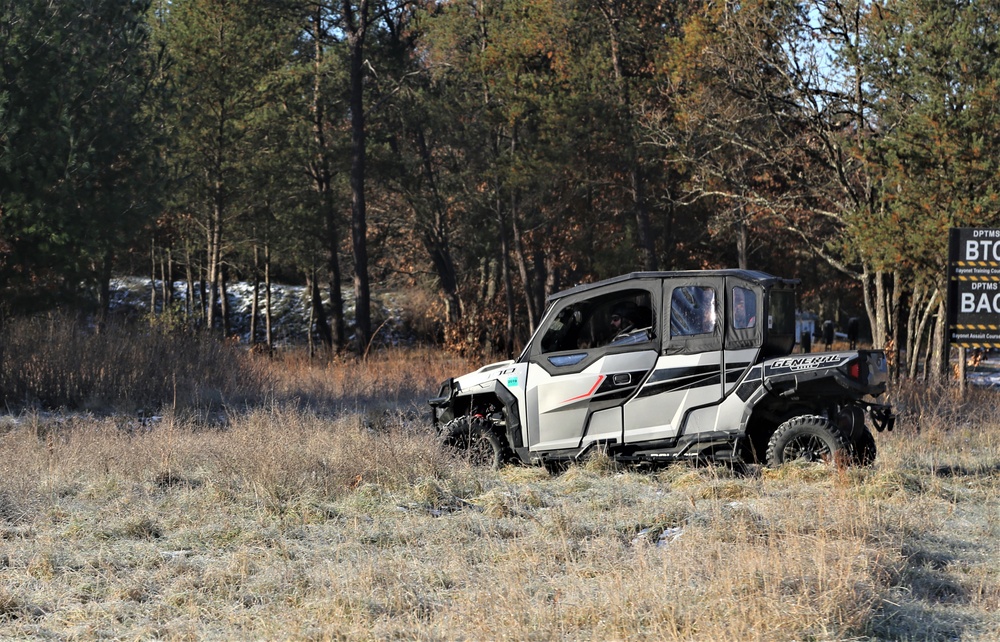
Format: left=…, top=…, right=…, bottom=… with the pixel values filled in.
left=0, top=0, right=163, bottom=312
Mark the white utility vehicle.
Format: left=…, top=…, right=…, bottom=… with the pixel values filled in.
left=430, top=271, right=894, bottom=469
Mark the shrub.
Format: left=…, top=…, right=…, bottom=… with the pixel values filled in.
left=0, top=312, right=270, bottom=413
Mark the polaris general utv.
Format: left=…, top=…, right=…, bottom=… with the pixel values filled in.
left=430, top=271, right=894, bottom=469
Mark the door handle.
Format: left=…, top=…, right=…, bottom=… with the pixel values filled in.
left=612, top=373, right=631, bottom=385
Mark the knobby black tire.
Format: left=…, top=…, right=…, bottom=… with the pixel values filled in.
left=438, top=416, right=509, bottom=469
left=766, top=415, right=852, bottom=467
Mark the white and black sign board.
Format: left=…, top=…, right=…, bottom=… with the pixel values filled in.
left=948, top=228, right=1000, bottom=347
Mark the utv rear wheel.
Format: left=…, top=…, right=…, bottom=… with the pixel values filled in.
left=766, top=415, right=851, bottom=467
left=439, top=416, right=509, bottom=469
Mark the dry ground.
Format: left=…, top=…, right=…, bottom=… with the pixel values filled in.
left=0, top=350, right=998, bottom=641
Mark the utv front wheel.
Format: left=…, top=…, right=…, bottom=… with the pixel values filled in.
left=766, top=415, right=851, bottom=467
left=438, top=417, right=509, bottom=469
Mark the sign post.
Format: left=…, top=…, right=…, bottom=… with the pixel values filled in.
left=947, top=228, right=1000, bottom=390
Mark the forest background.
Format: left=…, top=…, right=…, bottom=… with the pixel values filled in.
left=3, top=0, right=1000, bottom=379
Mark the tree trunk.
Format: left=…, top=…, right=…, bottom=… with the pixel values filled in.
left=921, top=320, right=935, bottom=382
left=168, top=248, right=175, bottom=308
left=480, top=256, right=497, bottom=302
left=861, top=266, right=892, bottom=350
left=327, top=266, right=346, bottom=351
left=601, top=0, right=656, bottom=271
left=662, top=194, right=676, bottom=269
left=510, top=200, right=537, bottom=333
left=498, top=201, right=516, bottom=358
left=930, top=297, right=949, bottom=382
left=265, top=241, right=273, bottom=351
left=905, top=283, right=925, bottom=378
left=908, top=288, right=938, bottom=379
left=199, top=268, right=207, bottom=326
left=532, top=246, right=548, bottom=317
left=861, top=267, right=875, bottom=346
left=310, top=9, right=346, bottom=352
left=220, top=265, right=230, bottom=338
left=97, top=250, right=113, bottom=329
left=160, top=247, right=173, bottom=310
left=307, top=271, right=316, bottom=358
left=158, top=250, right=166, bottom=310
left=632, top=166, right=656, bottom=271
left=149, top=241, right=157, bottom=323
left=206, top=201, right=223, bottom=333
left=422, top=227, right=462, bottom=324
left=415, top=128, right=461, bottom=323
left=311, top=268, right=333, bottom=352
left=736, top=214, right=749, bottom=270
left=347, top=0, right=372, bottom=356
left=250, top=244, right=260, bottom=346
left=889, top=270, right=902, bottom=380
left=874, top=269, right=888, bottom=349
left=184, top=243, right=195, bottom=321
left=544, top=252, right=559, bottom=300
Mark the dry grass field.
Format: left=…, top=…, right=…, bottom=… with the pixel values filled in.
left=1, top=322, right=998, bottom=640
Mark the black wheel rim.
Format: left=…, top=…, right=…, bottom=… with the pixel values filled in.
left=782, top=433, right=832, bottom=462
left=441, top=419, right=499, bottom=468
left=465, top=433, right=495, bottom=467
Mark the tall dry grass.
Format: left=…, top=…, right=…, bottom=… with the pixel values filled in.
left=262, top=346, right=473, bottom=414
left=0, top=314, right=271, bottom=413
left=0, top=312, right=474, bottom=415
left=0, top=322, right=997, bottom=640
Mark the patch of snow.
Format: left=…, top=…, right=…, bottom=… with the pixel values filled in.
left=632, top=526, right=684, bottom=547
left=964, top=351, right=1000, bottom=387
left=109, top=277, right=415, bottom=347
left=968, top=371, right=1000, bottom=387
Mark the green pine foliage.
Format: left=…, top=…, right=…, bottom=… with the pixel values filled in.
left=863, top=0, right=1000, bottom=282
left=2, top=0, right=1000, bottom=360
left=0, top=0, right=162, bottom=311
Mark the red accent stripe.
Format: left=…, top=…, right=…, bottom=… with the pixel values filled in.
left=560, top=375, right=606, bottom=404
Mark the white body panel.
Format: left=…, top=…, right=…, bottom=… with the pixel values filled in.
left=526, top=351, right=657, bottom=451
left=622, top=351, right=723, bottom=443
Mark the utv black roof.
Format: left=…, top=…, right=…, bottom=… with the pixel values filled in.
left=548, top=270, right=800, bottom=302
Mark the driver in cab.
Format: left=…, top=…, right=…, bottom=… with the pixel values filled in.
left=609, top=301, right=652, bottom=346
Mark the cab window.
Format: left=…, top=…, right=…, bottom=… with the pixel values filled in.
left=539, top=289, right=654, bottom=353
left=769, top=289, right=796, bottom=334
left=670, top=286, right=716, bottom=336
left=732, top=286, right=757, bottom=330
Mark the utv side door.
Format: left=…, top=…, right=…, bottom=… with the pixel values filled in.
left=524, top=282, right=660, bottom=453
left=623, top=277, right=726, bottom=443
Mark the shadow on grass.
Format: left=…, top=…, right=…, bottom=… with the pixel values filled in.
left=929, top=462, right=1000, bottom=478
left=869, top=537, right=989, bottom=641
